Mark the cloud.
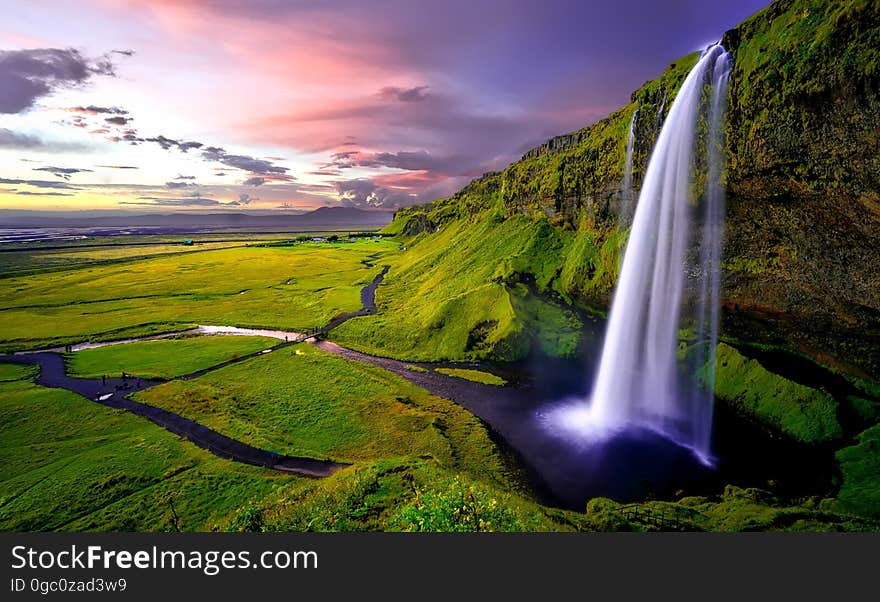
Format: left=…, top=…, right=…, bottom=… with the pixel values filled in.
left=125, top=196, right=222, bottom=207
left=0, top=128, right=43, bottom=149
left=201, top=146, right=290, bottom=175
left=333, top=177, right=412, bottom=209
left=96, top=164, right=138, bottom=169
left=111, top=49, right=135, bottom=57
left=0, top=48, right=118, bottom=114
left=32, top=166, right=93, bottom=180
left=175, top=174, right=196, bottom=180
left=145, top=135, right=180, bottom=150
left=178, top=141, right=203, bottom=152
left=13, top=190, right=75, bottom=197
left=243, top=176, right=265, bottom=186
left=143, top=135, right=204, bottom=153
left=227, top=193, right=257, bottom=206
left=0, top=177, right=80, bottom=190
left=0, top=128, right=88, bottom=152
left=63, top=105, right=128, bottom=115
left=104, top=115, right=130, bottom=125
left=165, top=180, right=194, bottom=189
left=327, top=149, right=469, bottom=174
left=379, top=85, right=430, bottom=102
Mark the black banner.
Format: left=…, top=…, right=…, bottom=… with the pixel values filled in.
left=1, top=532, right=877, bottom=599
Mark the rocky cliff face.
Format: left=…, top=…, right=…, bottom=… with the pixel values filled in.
left=388, top=0, right=880, bottom=378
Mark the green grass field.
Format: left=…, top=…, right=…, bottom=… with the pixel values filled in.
left=133, top=343, right=506, bottom=469
left=0, top=241, right=252, bottom=274
left=66, top=335, right=277, bottom=379
left=2, top=228, right=877, bottom=532
left=435, top=367, right=507, bottom=386
left=0, top=239, right=396, bottom=352
left=0, top=365, right=298, bottom=531
left=0, top=343, right=577, bottom=532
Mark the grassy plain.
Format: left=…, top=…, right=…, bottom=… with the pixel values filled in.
left=0, top=344, right=573, bottom=532
left=0, top=242, right=250, bottom=274
left=134, top=343, right=506, bottom=468
left=67, top=335, right=277, bottom=379
left=0, top=239, right=395, bottom=352
left=0, top=367, right=297, bottom=531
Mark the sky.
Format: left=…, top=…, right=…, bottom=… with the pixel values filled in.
left=0, top=0, right=770, bottom=214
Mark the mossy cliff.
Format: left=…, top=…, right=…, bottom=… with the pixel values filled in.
left=378, top=0, right=880, bottom=381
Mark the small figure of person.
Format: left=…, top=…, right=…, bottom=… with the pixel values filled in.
left=136, top=377, right=141, bottom=388
left=102, top=374, right=106, bottom=386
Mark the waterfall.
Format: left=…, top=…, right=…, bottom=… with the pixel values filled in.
left=620, top=107, right=639, bottom=226
left=587, top=45, right=731, bottom=464
left=654, top=92, right=667, bottom=132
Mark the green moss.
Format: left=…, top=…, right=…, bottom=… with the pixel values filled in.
left=834, top=424, right=880, bottom=518
left=712, top=343, right=842, bottom=443
left=435, top=368, right=507, bottom=386
left=581, top=485, right=877, bottom=532
left=847, top=396, right=880, bottom=424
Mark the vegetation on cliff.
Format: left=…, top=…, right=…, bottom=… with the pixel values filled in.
left=711, top=343, right=842, bottom=443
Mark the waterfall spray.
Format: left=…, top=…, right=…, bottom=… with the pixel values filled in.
left=586, top=45, right=731, bottom=464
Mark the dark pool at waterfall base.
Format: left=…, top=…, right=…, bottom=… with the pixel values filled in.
left=424, top=336, right=835, bottom=511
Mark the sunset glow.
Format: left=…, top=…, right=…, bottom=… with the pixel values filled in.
left=1, top=0, right=767, bottom=213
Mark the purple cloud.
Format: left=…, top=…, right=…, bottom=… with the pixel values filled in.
left=33, top=166, right=93, bottom=180
left=0, top=48, right=117, bottom=114
left=0, top=177, right=79, bottom=190
left=104, top=115, right=130, bottom=126
left=66, top=105, right=128, bottom=115
left=379, top=85, right=430, bottom=102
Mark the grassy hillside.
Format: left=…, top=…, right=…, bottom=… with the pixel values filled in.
left=334, top=216, right=585, bottom=361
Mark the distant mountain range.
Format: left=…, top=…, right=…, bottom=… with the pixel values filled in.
left=0, top=206, right=393, bottom=230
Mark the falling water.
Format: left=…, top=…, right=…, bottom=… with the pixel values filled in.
left=654, top=92, right=667, bottom=132
left=686, top=50, right=732, bottom=456
left=587, top=45, right=732, bottom=464
left=620, top=107, right=639, bottom=226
